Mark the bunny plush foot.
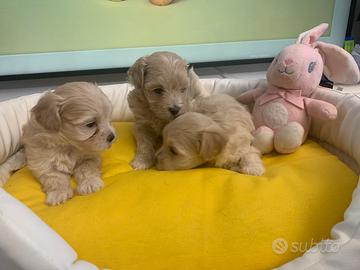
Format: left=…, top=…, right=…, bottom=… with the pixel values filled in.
left=274, top=122, right=304, bottom=154
left=253, top=126, right=274, bottom=154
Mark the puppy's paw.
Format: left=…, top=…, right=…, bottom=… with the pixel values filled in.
left=221, top=163, right=242, bottom=173
left=46, top=188, right=73, bottom=206
left=130, top=156, right=154, bottom=170
left=240, top=163, right=265, bottom=176
left=76, top=177, right=104, bottom=195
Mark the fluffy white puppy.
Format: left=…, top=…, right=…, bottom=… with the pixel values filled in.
left=156, top=94, right=265, bottom=175
left=19, top=82, right=116, bottom=205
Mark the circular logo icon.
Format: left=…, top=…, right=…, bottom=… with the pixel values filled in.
left=272, top=238, right=288, bottom=255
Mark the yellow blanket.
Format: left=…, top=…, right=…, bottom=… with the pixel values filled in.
left=4, top=122, right=357, bottom=270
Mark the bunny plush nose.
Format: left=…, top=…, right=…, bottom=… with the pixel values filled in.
left=284, top=58, right=293, bottom=65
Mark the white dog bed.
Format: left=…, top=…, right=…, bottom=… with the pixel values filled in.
left=0, top=78, right=360, bottom=270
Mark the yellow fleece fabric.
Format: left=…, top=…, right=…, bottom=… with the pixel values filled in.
left=4, top=122, right=358, bottom=270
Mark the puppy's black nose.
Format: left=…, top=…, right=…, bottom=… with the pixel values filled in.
left=107, top=133, right=115, bottom=143
left=168, top=105, right=181, bottom=116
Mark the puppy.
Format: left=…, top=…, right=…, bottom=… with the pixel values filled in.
left=127, top=51, right=208, bottom=169
left=156, top=94, right=265, bottom=176
left=21, top=82, right=116, bottom=205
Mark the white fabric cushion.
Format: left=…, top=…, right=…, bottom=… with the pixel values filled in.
left=0, top=94, right=40, bottom=165
left=0, top=188, right=98, bottom=270
left=310, top=87, right=360, bottom=166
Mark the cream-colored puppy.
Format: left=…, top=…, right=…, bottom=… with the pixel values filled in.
left=127, top=51, right=207, bottom=170
left=21, top=82, right=116, bottom=205
left=156, top=94, right=265, bottom=175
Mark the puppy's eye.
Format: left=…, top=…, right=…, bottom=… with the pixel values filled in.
left=153, top=88, right=164, bottom=95
left=180, top=87, right=187, bottom=93
left=169, top=146, right=178, bottom=155
left=86, top=122, right=96, bottom=128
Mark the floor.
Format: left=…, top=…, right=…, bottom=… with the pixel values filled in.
left=0, top=63, right=269, bottom=102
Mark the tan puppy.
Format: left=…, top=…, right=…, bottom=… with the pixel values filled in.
left=127, top=51, right=207, bottom=169
left=156, top=94, right=265, bottom=176
left=22, top=82, right=116, bottom=205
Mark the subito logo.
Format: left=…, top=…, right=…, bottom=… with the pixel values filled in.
left=272, top=238, right=288, bottom=255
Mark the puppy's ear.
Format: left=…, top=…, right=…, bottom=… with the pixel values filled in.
left=32, top=92, right=63, bottom=131
left=200, top=125, right=227, bottom=161
left=128, top=57, right=147, bottom=89
left=188, top=66, right=208, bottom=98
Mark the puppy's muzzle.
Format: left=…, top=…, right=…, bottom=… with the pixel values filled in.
left=168, top=105, right=181, bottom=116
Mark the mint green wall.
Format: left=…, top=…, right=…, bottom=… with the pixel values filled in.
left=0, top=0, right=350, bottom=75
left=0, top=0, right=335, bottom=54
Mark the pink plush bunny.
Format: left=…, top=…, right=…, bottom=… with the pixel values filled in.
left=237, top=23, right=360, bottom=154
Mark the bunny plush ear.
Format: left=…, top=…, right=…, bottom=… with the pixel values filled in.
left=315, top=41, right=360, bottom=84
left=296, top=23, right=329, bottom=45
left=296, top=23, right=360, bottom=84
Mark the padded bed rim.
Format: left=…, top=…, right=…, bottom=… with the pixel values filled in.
left=0, top=78, right=360, bottom=270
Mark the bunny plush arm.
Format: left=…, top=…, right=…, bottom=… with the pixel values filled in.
left=304, top=98, right=337, bottom=120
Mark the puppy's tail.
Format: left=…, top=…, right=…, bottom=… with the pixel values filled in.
left=0, top=148, right=26, bottom=187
